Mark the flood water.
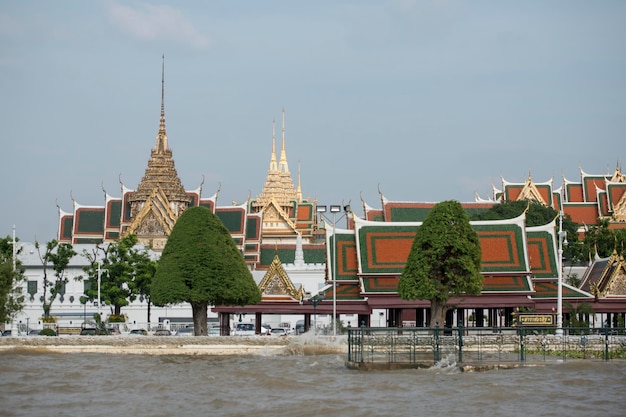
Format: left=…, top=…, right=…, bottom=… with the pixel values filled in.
left=1, top=341, right=624, bottom=417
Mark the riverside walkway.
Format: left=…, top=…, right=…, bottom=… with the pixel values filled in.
left=346, top=325, right=626, bottom=370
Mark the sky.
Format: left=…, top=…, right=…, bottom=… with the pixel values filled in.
left=1, top=0, right=625, bottom=243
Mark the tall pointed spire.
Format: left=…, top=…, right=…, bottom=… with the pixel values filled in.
left=269, top=119, right=277, bottom=172
left=254, top=108, right=298, bottom=207
left=156, top=54, right=168, bottom=153
left=297, top=160, right=302, bottom=201
left=127, top=55, right=190, bottom=228
left=278, top=107, right=289, bottom=173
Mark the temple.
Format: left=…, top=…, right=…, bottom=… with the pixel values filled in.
left=14, top=63, right=626, bottom=335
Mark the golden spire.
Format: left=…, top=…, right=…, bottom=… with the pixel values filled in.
left=155, top=54, right=168, bottom=153
left=254, top=108, right=298, bottom=208
left=269, top=119, right=277, bottom=172
left=278, top=108, right=289, bottom=173
left=297, top=160, right=302, bottom=201
left=128, top=56, right=189, bottom=205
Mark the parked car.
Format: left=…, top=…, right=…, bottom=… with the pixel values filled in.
left=295, top=320, right=305, bottom=334
left=28, top=329, right=42, bottom=336
left=270, top=328, right=289, bottom=337
left=128, top=329, right=148, bottom=336
left=106, top=327, right=121, bottom=335
left=208, top=327, right=220, bottom=337
left=175, top=327, right=195, bottom=336
left=233, top=323, right=256, bottom=336
left=80, top=328, right=98, bottom=336
left=154, top=329, right=172, bottom=336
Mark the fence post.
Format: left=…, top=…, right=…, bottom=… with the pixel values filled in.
left=458, top=323, right=464, bottom=363
left=360, top=321, right=366, bottom=363
left=434, top=322, right=440, bottom=363
left=519, top=323, right=526, bottom=362
left=604, top=325, right=610, bottom=362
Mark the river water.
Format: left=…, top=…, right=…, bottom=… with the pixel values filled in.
left=1, top=341, right=624, bottom=417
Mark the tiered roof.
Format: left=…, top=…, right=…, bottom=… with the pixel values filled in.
left=492, top=165, right=626, bottom=230
left=318, top=195, right=594, bottom=311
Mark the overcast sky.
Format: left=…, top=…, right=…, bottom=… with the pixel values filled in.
left=1, top=1, right=625, bottom=243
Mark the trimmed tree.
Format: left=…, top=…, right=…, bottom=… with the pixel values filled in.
left=398, top=200, right=483, bottom=327
left=151, top=206, right=261, bottom=335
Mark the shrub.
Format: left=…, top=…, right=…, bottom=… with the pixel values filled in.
left=39, top=328, right=57, bottom=336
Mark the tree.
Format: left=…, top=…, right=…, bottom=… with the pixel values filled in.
left=582, top=218, right=626, bottom=259
left=399, top=200, right=483, bottom=327
left=36, top=239, right=77, bottom=321
left=563, top=301, right=594, bottom=334
left=134, top=251, right=157, bottom=324
left=151, top=206, right=261, bottom=335
left=0, top=236, right=25, bottom=324
left=80, top=234, right=156, bottom=319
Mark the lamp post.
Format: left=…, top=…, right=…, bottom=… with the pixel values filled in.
left=10, top=225, right=19, bottom=337
left=556, top=207, right=568, bottom=335
left=316, top=204, right=350, bottom=337
left=96, top=261, right=104, bottom=319
left=309, top=293, right=325, bottom=335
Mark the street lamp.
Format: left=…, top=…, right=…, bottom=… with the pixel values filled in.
left=308, top=293, right=325, bottom=335
left=317, top=204, right=350, bottom=336
left=97, top=261, right=103, bottom=318
left=556, top=207, right=568, bottom=335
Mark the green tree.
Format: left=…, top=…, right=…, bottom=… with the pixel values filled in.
left=0, top=236, right=25, bottom=324
left=563, top=301, right=594, bottom=334
left=399, top=200, right=483, bottom=327
left=151, top=206, right=261, bottom=335
left=582, top=218, right=626, bottom=259
left=36, top=239, right=77, bottom=320
left=134, top=252, right=157, bottom=324
left=80, top=234, right=156, bottom=318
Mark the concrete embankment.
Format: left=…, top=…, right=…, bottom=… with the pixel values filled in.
left=0, top=335, right=347, bottom=356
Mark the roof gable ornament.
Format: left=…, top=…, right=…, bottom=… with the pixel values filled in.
left=609, top=164, right=625, bottom=183
left=261, top=198, right=299, bottom=234
left=126, top=187, right=178, bottom=237
left=613, top=191, right=626, bottom=222
left=518, top=174, right=547, bottom=205
left=258, top=253, right=300, bottom=299
left=590, top=250, right=626, bottom=298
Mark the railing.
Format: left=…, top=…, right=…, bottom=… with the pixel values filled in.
left=347, top=325, right=626, bottom=368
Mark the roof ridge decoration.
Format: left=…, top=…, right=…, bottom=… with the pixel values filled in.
left=258, top=253, right=300, bottom=299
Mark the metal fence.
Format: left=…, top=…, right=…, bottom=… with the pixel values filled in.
left=347, top=325, right=626, bottom=369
